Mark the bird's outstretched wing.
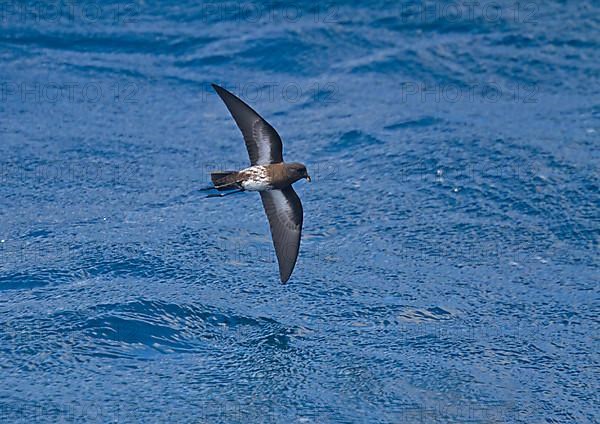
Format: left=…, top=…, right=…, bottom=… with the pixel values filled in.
left=259, top=186, right=303, bottom=283
left=212, top=84, right=283, bottom=165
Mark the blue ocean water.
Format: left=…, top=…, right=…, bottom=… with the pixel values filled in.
left=0, top=0, right=598, bottom=422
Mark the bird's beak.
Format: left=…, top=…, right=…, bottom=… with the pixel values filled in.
left=306, top=175, right=311, bottom=182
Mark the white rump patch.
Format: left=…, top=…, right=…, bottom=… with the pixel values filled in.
left=240, top=165, right=271, bottom=191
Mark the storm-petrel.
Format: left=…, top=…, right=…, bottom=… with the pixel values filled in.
left=208, top=83, right=311, bottom=283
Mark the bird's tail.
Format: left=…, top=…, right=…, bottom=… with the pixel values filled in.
left=210, top=171, right=241, bottom=191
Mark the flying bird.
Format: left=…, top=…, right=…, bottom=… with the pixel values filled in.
left=208, top=83, right=310, bottom=283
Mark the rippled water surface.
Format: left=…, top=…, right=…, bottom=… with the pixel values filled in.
left=1, top=1, right=598, bottom=423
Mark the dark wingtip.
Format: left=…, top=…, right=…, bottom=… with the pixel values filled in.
left=280, top=271, right=291, bottom=284
left=211, top=83, right=229, bottom=95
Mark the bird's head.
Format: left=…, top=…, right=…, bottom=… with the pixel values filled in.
left=287, top=163, right=311, bottom=182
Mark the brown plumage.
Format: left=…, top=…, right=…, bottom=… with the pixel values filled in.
left=211, top=163, right=309, bottom=191
left=208, top=84, right=311, bottom=283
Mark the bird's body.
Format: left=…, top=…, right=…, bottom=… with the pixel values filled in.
left=211, top=163, right=309, bottom=192
left=207, top=84, right=310, bottom=283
